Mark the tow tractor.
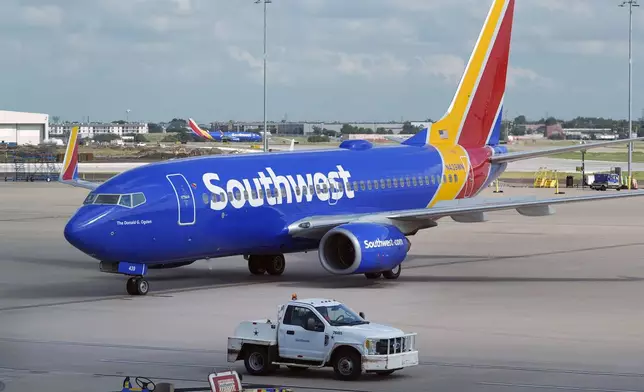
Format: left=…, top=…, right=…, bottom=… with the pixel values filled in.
left=227, top=294, right=418, bottom=381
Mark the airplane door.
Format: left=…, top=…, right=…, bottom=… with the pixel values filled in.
left=166, top=174, right=196, bottom=226
left=460, top=156, right=475, bottom=198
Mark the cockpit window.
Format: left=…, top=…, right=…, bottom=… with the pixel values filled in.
left=118, top=194, right=132, bottom=208
left=83, top=193, right=97, bottom=205
left=95, top=194, right=120, bottom=205
left=83, top=192, right=146, bottom=208
left=132, top=193, right=146, bottom=207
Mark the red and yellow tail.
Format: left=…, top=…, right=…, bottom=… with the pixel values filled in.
left=188, top=118, right=214, bottom=141
left=58, top=126, right=98, bottom=190
left=60, top=126, right=80, bottom=181
left=404, top=0, right=514, bottom=149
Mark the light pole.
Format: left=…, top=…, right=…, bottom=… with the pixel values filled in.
left=255, top=0, right=272, bottom=152
left=126, top=109, right=131, bottom=122
left=619, top=0, right=638, bottom=189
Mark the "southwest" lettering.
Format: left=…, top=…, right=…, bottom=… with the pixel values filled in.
left=363, top=238, right=404, bottom=249
left=202, top=165, right=354, bottom=211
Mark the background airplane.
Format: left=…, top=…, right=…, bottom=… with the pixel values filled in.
left=59, top=0, right=644, bottom=296
left=188, top=119, right=262, bottom=143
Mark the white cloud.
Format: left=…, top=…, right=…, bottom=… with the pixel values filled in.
left=22, top=5, right=64, bottom=28
left=415, top=55, right=465, bottom=83
left=1, top=0, right=642, bottom=121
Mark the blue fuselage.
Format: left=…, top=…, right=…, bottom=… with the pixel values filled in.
left=64, top=142, right=507, bottom=266
left=208, top=131, right=262, bottom=143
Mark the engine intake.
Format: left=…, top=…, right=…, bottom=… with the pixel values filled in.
left=318, top=223, right=410, bottom=275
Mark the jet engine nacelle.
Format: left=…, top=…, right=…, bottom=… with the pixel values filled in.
left=318, top=223, right=410, bottom=275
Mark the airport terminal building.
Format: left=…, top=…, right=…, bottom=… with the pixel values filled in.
left=0, top=110, right=49, bottom=145
left=49, top=122, right=149, bottom=139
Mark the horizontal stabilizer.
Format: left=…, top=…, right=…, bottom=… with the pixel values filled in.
left=401, top=129, right=431, bottom=147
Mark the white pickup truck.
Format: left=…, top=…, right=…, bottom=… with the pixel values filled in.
left=227, top=296, right=418, bottom=381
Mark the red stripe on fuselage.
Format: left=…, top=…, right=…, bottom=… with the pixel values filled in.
left=457, top=0, right=515, bottom=148
left=62, top=143, right=79, bottom=180
left=457, top=147, right=492, bottom=199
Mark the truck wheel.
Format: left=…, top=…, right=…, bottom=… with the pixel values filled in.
left=332, top=348, right=362, bottom=381
left=243, top=346, right=270, bottom=376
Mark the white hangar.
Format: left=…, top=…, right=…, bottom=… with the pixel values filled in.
left=0, top=110, right=49, bottom=145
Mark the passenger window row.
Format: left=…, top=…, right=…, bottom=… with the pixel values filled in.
left=211, top=173, right=459, bottom=203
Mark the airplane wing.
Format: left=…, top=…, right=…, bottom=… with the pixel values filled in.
left=287, top=190, right=644, bottom=239
left=58, top=126, right=99, bottom=191
left=490, top=136, right=644, bottom=164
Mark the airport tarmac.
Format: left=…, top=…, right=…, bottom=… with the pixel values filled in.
left=1, top=183, right=644, bottom=392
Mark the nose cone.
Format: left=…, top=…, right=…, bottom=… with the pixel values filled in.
left=64, top=207, right=112, bottom=259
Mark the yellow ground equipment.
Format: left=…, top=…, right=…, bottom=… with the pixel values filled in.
left=533, top=167, right=557, bottom=188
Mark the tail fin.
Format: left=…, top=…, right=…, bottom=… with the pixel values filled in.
left=403, top=0, right=514, bottom=148
left=60, top=126, right=80, bottom=182
left=58, top=126, right=98, bottom=190
left=188, top=118, right=214, bottom=141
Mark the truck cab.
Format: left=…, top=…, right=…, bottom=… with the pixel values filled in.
left=227, top=295, right=418, bottom=381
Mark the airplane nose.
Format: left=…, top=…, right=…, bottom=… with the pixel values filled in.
left=64, top=217, right=84, bottom=250
left=64, top=207, right=112, bottom=259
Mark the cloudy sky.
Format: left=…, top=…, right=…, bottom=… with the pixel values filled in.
left=1, top=0, right=643, bottom=123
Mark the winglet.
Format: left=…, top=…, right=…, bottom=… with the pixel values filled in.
left=58, top=126, right=98, bottom=190
left=289, top=139, right=295, bottom=151
left=188, top=118, right=214, bottom=140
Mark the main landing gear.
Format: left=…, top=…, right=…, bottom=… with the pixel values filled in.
left=247, top=254, right=286, bottom=276
left=126, top=276, right=149, bottom=296
left=364, top=264, right=402, bottom=280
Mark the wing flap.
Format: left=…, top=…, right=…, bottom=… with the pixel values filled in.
left=490, top=136, right=644, bottom=164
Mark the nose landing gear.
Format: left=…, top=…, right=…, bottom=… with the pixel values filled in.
left=99, top=261, right=150, bottom=296
left=126, top=276, right=149, bottom=296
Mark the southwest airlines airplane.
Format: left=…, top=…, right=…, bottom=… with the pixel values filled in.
left=188, top=119, right=263, bottom=143
left=60, top=0, right=644, bottom=296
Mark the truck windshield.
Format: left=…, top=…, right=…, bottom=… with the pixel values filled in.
left=315, top=304, right=368, bottom=326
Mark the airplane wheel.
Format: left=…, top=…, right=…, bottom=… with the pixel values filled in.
left=135, top=278, right=149, bottom=295
left=248, top=256, right=266, bottom=275
left=382, top=264, right=401, bottom=280
left=365, top=272, right=382, bottom=279
left=265, top=254, right=285, bottom=276
left=126, top=277, right=137, bottom=295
